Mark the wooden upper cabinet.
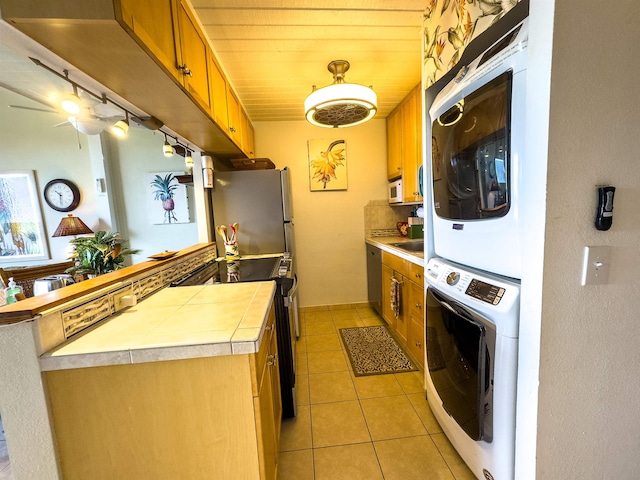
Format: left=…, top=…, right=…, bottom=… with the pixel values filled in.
left=118, top=0, right=180, bottom=81
left=175, top=0, right=211, bottom=113
left=227, top=87, right=242, bottom=146
left=386, top=108, right=402, bottom=180
left=209, top=55, right=229, bottom=132
left=386, top=83, right=424, bottom=202
left=402, top=87, right=420, bottom=203
left=241, top=108, right=255, bottom=158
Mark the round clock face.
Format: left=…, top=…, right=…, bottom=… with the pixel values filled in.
left=44, top=179, right=81, bottom=212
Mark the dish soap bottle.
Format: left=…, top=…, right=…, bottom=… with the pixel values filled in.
left=4, top=277, right=23, bottom=304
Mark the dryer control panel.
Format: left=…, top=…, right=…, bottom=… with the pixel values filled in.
left=465, top=279, right=505, bottom=305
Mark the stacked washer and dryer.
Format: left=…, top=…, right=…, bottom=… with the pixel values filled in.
left=424, top=18, right=528, bottom=480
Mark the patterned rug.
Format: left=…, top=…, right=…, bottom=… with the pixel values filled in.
left=339, top=326, right=417, bottom=377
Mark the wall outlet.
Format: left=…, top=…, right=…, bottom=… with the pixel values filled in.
left=113, top=288, right=137, bottom=312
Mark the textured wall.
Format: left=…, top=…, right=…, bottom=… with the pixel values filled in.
left=535, top=2, right=640, bottom=478
left=254, top=119, right=389, bottom=308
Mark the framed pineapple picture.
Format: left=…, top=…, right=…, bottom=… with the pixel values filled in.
left=146, top=171, right=190, bottom=224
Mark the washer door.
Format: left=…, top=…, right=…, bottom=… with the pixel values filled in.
left=426, top=287, right=494, bottom=441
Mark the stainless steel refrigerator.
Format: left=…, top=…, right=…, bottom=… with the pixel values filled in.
left=211, top=168, right=294, bottom=257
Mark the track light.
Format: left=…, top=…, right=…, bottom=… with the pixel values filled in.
left=60, top=84, right=82, bottom=115
left=184, top=149, right=194, bottom=173
left=110, top=111, right=129, bottom=137
left=163, top=134, right=173, bottom=157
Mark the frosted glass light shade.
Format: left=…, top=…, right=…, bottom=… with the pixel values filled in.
left=304, top=82, right=377, bottom=128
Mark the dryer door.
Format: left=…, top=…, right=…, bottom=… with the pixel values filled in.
left=426, top=287, right=495, bottom=441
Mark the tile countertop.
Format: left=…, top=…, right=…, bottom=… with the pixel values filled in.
left=40, top=281, right=276, bottom=372
left=365, top=236, right=425, bottom=266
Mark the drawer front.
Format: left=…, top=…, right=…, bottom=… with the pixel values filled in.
left=409, top=263, right=424, bottom=287
left=407, top=316, right=425, bottom=368
left=408, top=281, right=424, bottom=325
left=252, top=306, right=276, bottom=395
left=382, top=251, right=410, bottom=277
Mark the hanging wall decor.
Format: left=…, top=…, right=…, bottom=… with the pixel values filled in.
left=146, top=171, right=190, bottom=224
left=0, top=170, right=49, bottom=262
left=308, top=138, right=348, bottom=191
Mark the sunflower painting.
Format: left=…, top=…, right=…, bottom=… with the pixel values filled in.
left=308, top=139, right=347, bottom=191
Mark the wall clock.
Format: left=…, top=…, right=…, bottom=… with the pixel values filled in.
left=43, top=179, right=81, bottom=212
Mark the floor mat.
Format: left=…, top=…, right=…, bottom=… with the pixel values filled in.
left=339, top=326, right=417, bottom=377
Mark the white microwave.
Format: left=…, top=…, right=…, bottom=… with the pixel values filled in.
left=388, top=179, right=402, bottom=204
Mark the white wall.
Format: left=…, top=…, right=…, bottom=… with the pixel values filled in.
left=534, top=2, right=640, bottom=478
left=254, top=119, right=389, bottom=308
left=104, top=127, right=198, bottom=264
left=0, top=88, right=99, bottom=264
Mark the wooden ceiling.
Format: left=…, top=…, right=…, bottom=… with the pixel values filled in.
left=0, top=1, right=425, bottom=125
left=190, top=0, right=425, bottom=122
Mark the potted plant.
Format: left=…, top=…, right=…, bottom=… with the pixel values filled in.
left=66, top=231, right=140, bottom=277
left=150, top=173, right=179, bottom=223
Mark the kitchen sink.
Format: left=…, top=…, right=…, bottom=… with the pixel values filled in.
left=390, top=241, right=424, bottom=252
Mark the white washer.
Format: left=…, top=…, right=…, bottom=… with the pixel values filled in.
left=424, top=257, right=519, bottom=480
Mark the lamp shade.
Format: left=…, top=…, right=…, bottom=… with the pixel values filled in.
left=52, top=214, right=93, bottom=237
left=304, top=60, right=377, bottom=128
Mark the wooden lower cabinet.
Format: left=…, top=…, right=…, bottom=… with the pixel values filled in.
left=381, top=250, right=425, bottom=369
left=44, top=307, right=281, bottom=480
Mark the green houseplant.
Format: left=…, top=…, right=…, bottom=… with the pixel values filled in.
left=66, top=231, right=140, bottom=277
left=150, top=173, right=179, bottom=223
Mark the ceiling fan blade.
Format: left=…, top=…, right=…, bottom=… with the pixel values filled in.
left=9, top=104, right=58, bottom=113
left=53, top=120, right=71, bottom=128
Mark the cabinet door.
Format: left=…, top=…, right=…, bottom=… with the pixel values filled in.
left=241, top=108, right=255, bottom=158
left=381, top=264, right=396, bottom=328
left=407, top=280, right=424, bottom=367
left=407, top=315, right=425, bottom=368
left=394, top=274, right=408, bottom=344
left=176, top=0, right=211, bottom=112
left=256, top=329, right=280, bottom=480
left=402, top=89, right=420, bottom=202
left=386, top=108, right=402, bottom=180
left=209, top=54, right=229, bottom=131
left=119, top=0, right=180, bottom=82
left=227, top=87, right=242, bottom=146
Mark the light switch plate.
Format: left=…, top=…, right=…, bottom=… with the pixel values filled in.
left=581, top=246, right=611, bottom=285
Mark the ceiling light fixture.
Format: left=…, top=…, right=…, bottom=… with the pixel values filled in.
left=304, top=60, right=377, bottom=128
left=60, top=79, right=82, bottom=115
left=163, top=134, right=174, bottom=157
left=110, top=111, right=130, bottom=137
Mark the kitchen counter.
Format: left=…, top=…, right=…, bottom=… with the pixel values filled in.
left=40, top=281, right=276, bottom=372
left=366, top=236, right=424, bottom=266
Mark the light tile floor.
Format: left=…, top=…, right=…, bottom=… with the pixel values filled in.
left=0, top=417, right=12, bottom=480
left=279, top=305, right=476, bottom=479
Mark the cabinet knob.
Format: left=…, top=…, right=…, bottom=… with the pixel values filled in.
left=415, top=341, right=421, bottom=347
left=179, top=64, right=193, bottom=77
left=413, top=191, right=420, bottom=196
left=267, top=354, right=278, bottom=366
left=415, top=303, right=422, bottom=309
left=229, top=126, right=236, bottom=133
left=415, top=273, right=422, bottom=279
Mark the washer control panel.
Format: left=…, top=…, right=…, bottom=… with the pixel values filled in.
left=465, top=279, right=505, bottom=305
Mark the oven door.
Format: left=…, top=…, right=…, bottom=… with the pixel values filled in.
left=426, top=287, right=495, bottom=442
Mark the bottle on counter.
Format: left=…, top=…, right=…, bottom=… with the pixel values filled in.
left=4, top=277, right=23, bottom=304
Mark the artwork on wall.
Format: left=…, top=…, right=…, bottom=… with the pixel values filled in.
left=0, top=170, right=50, bottom=262
left=423, top=0, right=521, bottom=86
left=146, top=172, right=190, bottom=224
left=307, top=138, right=347, bottom=191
